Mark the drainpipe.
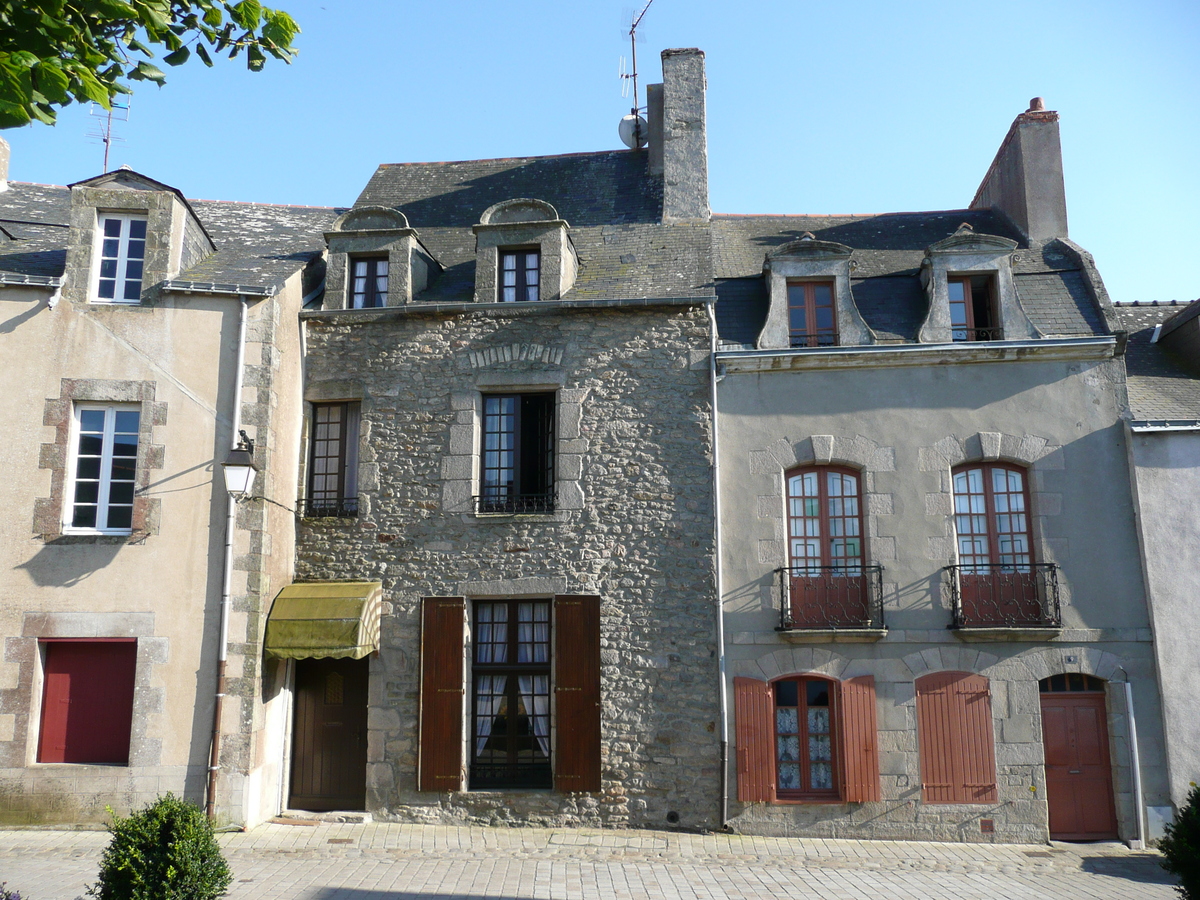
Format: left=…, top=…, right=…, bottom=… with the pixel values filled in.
left=1117, top=667, right=1146, bottom=849
left=206, top=297, right=250, bottom=819
left=707, top=302, right=729, bottom=828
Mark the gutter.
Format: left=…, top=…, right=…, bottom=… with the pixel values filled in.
left=1117, top=668, right=1147, bottom=850
left=0, top=272, right=63, bottom=288
left=1130, top=421, right=1200, bottom=433
left=164, top=280, right=275, bottom=297
left=707, top=304, right=729, bottom=829
left=206, top=296, right=250, bottom=820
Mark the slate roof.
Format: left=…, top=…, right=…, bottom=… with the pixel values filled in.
left=354, top=151, right=714, bottom=303
left=1117, top=301, right=1200, bottom=422
left=0, top=181, right=339, bottom=293
left=711, top=210, right=1110, bottom=347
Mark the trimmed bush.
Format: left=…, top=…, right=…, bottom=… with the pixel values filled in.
left=87, top=794, right=232, bottom=900
left=1161, top=785, right=1200, bottom=900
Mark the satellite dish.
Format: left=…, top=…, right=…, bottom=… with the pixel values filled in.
left=619, top=113, right=648, bottom=149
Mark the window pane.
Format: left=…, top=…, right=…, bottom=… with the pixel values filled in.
left=103, top=219, right=122, bottom=237
left=128, top=219, right=147, bottom=239
left=114, top=411, right=140, bottom=433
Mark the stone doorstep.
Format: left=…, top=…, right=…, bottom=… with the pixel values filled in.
left=272, top=810, right=374, bottom=826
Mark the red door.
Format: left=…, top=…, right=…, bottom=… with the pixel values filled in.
left=38, top=640, right=137, bottom=764
left=1040, top=692, right=1118, bottom=840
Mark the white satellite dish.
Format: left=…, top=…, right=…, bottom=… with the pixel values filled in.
left=619, top=113, right=648, bottom=149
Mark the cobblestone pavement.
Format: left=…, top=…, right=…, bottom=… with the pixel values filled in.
left=1, top=822, right=1178, bottom=900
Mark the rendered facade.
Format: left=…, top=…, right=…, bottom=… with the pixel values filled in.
left=0, top=49, right=1184, bottom=843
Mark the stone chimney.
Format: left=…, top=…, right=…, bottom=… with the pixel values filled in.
left=969, top=99, right=1068, bottom=243
left=0, top=136, right=9, bottom=192
left=648, top=48, right=709, bottom=223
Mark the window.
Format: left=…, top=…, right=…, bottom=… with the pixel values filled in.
left=773, top=677, right=837, bottom=798
left=350, top=257, right=388, bottom=308
left=38, top=640, right=137, bottom=764
left=915, top=671, right=997, bottom=804
left=305, top=402, right=360, bottom=517
left=953, top=463, right=1030, bottom=572
left=66, top=405, right=139, bottom=532
left=787, top=281, right=837, bottom=347
left=784, top=466, right=876, bottom=628
left=948, top=275, right=1000, bottom=341
left=471, top=601, right=552, bottom=789
left=499, top=250, right=539, bottom=302
left=479, top=393, right=554, bottom=513
left=95, top=214, right=147, bottom=303
left=417, top=595, right=600, bottom=793
left=734, top=674, right=880, bottom=803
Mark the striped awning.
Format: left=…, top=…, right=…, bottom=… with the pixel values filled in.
left=263, top=581, right=383, bottom=660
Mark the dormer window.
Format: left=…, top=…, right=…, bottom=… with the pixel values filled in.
left=96, top=213, right=147, bottom=303
left=948, top=274, right=1001, bottom=341
left=788, top=281, right=837, bottom=347
left=500, top=250, right=540, bottom=302
left=351, top=257, right=388, bottom=308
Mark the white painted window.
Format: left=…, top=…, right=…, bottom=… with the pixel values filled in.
left=94, top=213, right=148, bottom=303
left=65, top=405, right=140, bottom=533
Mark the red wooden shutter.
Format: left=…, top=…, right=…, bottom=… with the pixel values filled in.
left=916, top=671, right=997, bottom=804
left=838, top=675, right=881, bottom=802
left=554, top=595, right=601, bottom=792
left=38, top=640, right=137, bottom=764
left=418, top=597, right=464, bottom=792
left=733, top=676, right=774, bottom=802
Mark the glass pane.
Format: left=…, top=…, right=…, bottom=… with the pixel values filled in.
left=114, top=411, right=140, bottom=433
left=778, top=762, right=801, bottom=790
left=78, top=435, right=104, bottom=456
left=108, top=483, right=135, bottom=505
left=810, top=761, right=833, bottom=790
left=74, top=482, right=99, bottom=504
left=128, top=219, right=147, bottom=239
left=80, top=410, right=106, bottom=431
left=776, top=707, right=798, bottom=734
left=126, top=240, right=145, bottom=261
left=103, top=219, right=123, bottom=237
left=77, top=457, right=102, bottom=480
left=777, top=734, right=800, bottom=762
left=774, top=679, right=798, bottom=707
left=812, top=284, right=833, bottom=305
left=72, top=506, right=97, bottom=528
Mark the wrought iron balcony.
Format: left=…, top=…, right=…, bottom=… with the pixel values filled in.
left=944, top=563, right=1061, bottom=629
left=952, top=325, right=1005, bottom=342
left=789, top=331, right=839, bottom=349
left=300, top=496, right=359, bottom=518
left=775, top=565, right=885, bottom=631
left=473, top=492, right=555, bottom=514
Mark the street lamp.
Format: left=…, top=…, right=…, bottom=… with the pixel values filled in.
left=221, top=430, right=257, bottom=499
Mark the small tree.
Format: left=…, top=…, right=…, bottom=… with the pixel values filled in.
left=1161, top=784, right=1200, bottom=900
left=88, top=794, right=232, bottom=900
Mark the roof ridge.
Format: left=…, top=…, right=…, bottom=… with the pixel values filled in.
left=190, top=198, right=343, bottom=211
left=714, top=208, right=981, bottom=219
left=376, top=149, right=629, bottom=168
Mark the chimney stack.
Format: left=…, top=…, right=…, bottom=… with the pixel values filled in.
left=649, top=48, right=709, bottom=223
left=0, top=136, right=9, bottom=192
left=969, top=101, right=1068, bottom=243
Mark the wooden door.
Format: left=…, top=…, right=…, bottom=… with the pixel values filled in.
left=289, top=657, right=368, bottom=811
left=1040, top=692, right=1118, bottom=840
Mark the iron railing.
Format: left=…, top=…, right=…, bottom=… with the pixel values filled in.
left=300, top=496, right=359, bottom=518
left=790, top=332, right=839, bottom=349
left=775, top=564, right=885, bottom=631
left=952, top=325, right=1005, bottom=342
left=944, top=563, right=1061, bottom=629
left=473, top=492, right=556, bottom=514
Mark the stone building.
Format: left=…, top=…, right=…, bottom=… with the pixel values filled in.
left=1118, top=297, right=1200, bottom=840
left=712, top=102, right=1171, bottom=843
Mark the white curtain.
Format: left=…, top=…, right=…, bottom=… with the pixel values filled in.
left=518, top=674, right=550, bottom=759
left=474, top=674, right=507, bottom=756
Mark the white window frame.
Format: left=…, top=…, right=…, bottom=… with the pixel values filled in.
left=92, top=212, right=148, bottom=304
left=63, top=403, right=140, bottom=534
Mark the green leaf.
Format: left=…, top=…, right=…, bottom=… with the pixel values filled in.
left=162, top=45, right=190, bottom=66
left=31, top=102, right=56, bottom=124
left=33, top=62, right=71, bottom=102
left=131, top=60, right=166, bottom=84
left=230, top=0, right=262, bottom=30
left=7, top=50, right=40, bottom=69
left=194, top=43, right=213, bottom=66
left=246, top=42, right=265, bottom=71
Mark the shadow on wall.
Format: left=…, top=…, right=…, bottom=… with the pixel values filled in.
left=16, top=540, right=124, bottom=587
left=0, top=295, right=45, bottom=334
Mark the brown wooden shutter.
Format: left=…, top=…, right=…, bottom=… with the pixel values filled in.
left=418, top=597, right=464, bottom=792
left=553, top=594, right=601, bottom=792
left=733, top=676, right=774, bottom=802
left=916, top=671, right=998, bottom=804
left=838, top=675, right=881, bottom=802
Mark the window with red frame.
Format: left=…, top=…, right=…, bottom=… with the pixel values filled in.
left=952, top=463, right=1032, bottom=572
left=787, top=466, right=864, bottom=572
left=787, top=281, right=837, bottom=347
left=948, top=275, right=1000, bottom=341
left=773, top=676, right=838, bottom=797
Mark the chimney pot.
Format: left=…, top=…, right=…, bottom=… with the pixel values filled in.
left=1028, top=97, right=1045, bottom=112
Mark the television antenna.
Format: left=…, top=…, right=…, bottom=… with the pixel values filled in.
left=86, top=99, right=130, bottom=172
left=617, top=0, right=655, bottom=149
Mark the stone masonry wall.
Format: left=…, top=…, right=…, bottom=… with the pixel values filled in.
left=296, top=302, right=720, bottom=830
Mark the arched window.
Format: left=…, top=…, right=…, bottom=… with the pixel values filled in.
left=952, top=463, right=1031, bottom=572
left=787, top=466, right=864, bottom=572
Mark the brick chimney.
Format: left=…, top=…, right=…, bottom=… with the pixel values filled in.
left=647, top=48, right=709, bottom=223
left=969, top=99, right=1068, bottom=243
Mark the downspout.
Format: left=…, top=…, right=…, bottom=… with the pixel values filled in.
left=1117, top=667, right=1146, bottom=849
left=707, top=302, right=729, bottom=828
left=206, top=296, right=250, bottom=820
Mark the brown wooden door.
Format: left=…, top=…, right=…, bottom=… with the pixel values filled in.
left=290, top=657, right=368, bottom=811
left=1040, top=692, right=1118, bottom=840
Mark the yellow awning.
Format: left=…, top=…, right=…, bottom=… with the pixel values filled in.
left=264, top=581, right=383, bottom=660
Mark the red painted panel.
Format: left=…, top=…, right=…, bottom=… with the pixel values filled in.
left=916, top=671, right=997, bottom=804
left=734, top=677, right=774, bottom=802
left=38, top=641, right=136, bottom=764
left=417, top=597, right=465, bottom=792
left=838, top=676, right=881, bottom=802
left=554, top=595, right=602, bottom=793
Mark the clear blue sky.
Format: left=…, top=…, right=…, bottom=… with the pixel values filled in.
left=7, top=0, right=1198, bottom=305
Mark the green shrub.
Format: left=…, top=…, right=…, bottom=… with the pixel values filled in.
left=1161, top=784, right=1200, bottom=900
left=87, top=794, right=232, bottom=900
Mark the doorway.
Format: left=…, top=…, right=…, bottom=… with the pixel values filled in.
left=1039, top=674, right=1118, bottom=841
left=289, top=657, right=368, bottom=811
